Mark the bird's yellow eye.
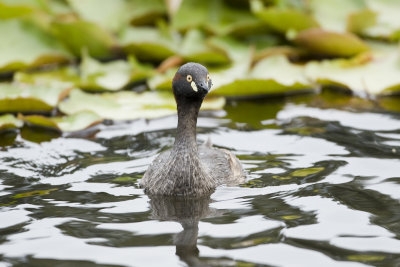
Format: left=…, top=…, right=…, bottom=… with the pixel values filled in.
left=186, top=75, right=192, bottom=82
left=207, top=74, right=210, bottom=82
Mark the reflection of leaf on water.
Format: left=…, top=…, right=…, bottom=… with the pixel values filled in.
left=0, top=19, right=70, bottom=72
left=59, top=89, right=225, bottom=120
left=231, top=237, right=272, bottom=248
left=291, top=167, right=324, bottom=177
left=347, top=254, right=385, bottom=262
left=112, top=176, right=139, bottom=183
left=12, top=188, right=58, bottom=199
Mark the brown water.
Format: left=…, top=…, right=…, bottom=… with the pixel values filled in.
left=0, top=92, right=400, bottom=267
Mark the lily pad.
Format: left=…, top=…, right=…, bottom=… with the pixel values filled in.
left=0, top=2, right=34, bottom=19
left=51, top=19, right=116, bottom=58
left=172, top=0, right=261, bottom=36
left=211, top=55, right=311, bottom=97
left=0, top=83, right=70, bottom=113
left=309, top=0, right=366, bottom=33
left=0, top=114, right=23, bottom=131
left=294, top=28, right=369, bottom=57
left=14, top=66, right=80, bottom=88
left=305, top=44, right=400, bottom=95
left=126, top=0, right=167, bottom=26
left=59, top=89, right=225, bottom=120
left=0, top=19, right=70, bottom=72
left=67, top=0, right=128, bottom=33
left=79, top=52, right=134, bottom=91
left=252, top=4, right=319, bottom=34
left=20, top=111, right=102, bottom=132
left=119, top=26, right=177, bottom=61
left=180, top=30, right=230, bottom=65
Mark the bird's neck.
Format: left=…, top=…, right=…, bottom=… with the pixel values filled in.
left=173, top=96, right=203, bottom=153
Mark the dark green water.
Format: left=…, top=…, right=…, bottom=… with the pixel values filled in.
left=1, top=92, right=400, bottom=267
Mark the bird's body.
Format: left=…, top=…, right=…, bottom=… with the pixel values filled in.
left=140, top=63, right=245, bottom=196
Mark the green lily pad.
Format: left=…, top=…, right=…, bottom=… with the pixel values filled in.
left=59, top=89, right=225, bottom=120
left=363, top=0, right=400, bottom=41
left=126, top=0, right=167, bottom=26
left=172, top=0, right=261, bottom=36
left=252, top=4, right=319, bottom=34
left=347, top=9, right=377, bottom=35
left=0, top=114, right=23, bottom=131
left=67, top=0, right=128, bottom=32
left=51, top=111, right=102, bottom=132
left=20, top=111, right=102, bottom=132
left=180, top=30, right=230, bottom=65
left=0, top=2, right=34, bottom=19
left=51, top=19, right=116, bottom=58
left=309, top=0, right=366, bottom=33
left=0, top=83, right=69, bottom=113
left=20, top=114, right=60, bottom=129
left=294, top=28, right=369, bottom=57
left=0, top=19, right=70, bottom=72
left=119, top=26, right=177, bottom=61
left=211, top=55, right=311, bottom=97
left=14, top=66, right=80, bottom=88
left=305, top=44, right=400, bottom=95
left=79, top=52, right=133, bottom=91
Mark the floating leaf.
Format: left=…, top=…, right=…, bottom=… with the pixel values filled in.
left=120, top=26, right=177, bottom=61
left=305, top=44, right=400, bottom=95
left=127, top=0, right=167, bottom=26
left=211, top=55, right=311, bottom=97
left=309, top=0, right=366, bottom=33
left=363, top=0, right=400, bottom=41
left=79, top=52, right=133, bottom=91
left=0, top=114, right=23, bottom=131
left=172, top=0, right=261, bottom=36
left=52, top=111, right=102, bottom=132
left=180, top=30, right=230, bottom=65
left=347, top=9, right=377, bottom=35
left=294, top=28, right=369, bottom=57
left=0, top=19, right=70, bottom=72
left=20, top=114, right=60, bottom=130
left=20, top=111, right=102, bottom=132
left=253, top=6, right=319, bottom=34
left=113, top=176, right=139, bottom=183
left=67, top=0, right=128, bottom=33
left=0, top=83, right=69, bottom=113
left=51, top=19, right=116, bottom=58
left=14, top=66, right=80, bottom=88
left=59, top=89, right=225, bottom=120
left=0, top=2, right=34, bottom=19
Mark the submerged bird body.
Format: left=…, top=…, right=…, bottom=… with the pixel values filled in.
left=140, top=63, right=244, bottom=196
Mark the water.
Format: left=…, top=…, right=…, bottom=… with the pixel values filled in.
left=1, top=91, right=400, bottom=267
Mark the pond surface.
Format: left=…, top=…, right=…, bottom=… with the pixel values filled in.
left=1, top=92, right=400, bottom=267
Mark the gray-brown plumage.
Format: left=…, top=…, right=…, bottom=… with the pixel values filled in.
left=140, top=62, right=245, bottom=196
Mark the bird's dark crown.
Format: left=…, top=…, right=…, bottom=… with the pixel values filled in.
left=172, top=62, right=212, bottom=99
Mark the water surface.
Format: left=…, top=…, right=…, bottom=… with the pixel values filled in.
left=1, top=92, right=400, bottom=267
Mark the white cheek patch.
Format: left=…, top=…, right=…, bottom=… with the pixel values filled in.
left=191, top=81, right=198, bottom=92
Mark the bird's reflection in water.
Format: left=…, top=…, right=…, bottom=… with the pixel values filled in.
left=148, top=194, right=213, bottom=267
